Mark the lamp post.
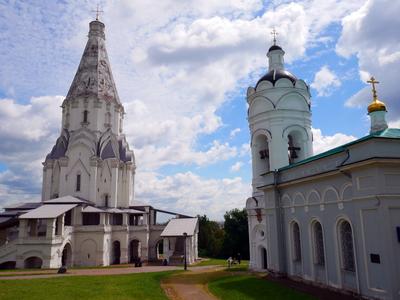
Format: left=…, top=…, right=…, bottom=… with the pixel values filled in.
left=183, top=232, right=187, bottom=271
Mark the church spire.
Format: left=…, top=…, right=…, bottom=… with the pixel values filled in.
left=267, top=28, right=284, bottom=72
left=65, top=19, right=121, bottom=106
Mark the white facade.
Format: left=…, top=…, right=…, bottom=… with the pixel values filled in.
left=0, top=20, right=198, bottom=270
left=246, top=43, right=400, bottom=300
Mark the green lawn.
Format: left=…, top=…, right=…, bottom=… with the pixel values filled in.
left=195, top=258, right=249, bottom=268
left=0, top=271, right=174, bottom=300
left=208, top=274, right=315, bottom=300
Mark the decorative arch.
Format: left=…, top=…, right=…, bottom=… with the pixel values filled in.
left=112, top=240, right=121, bottom=264
left=293, top=192, right=306, bottom=207
left=275, top=78, right=294, bottom=88
left=283, top=125, right=310, bottom=163
left=246, top=197, right=258, bottom=209
left=129, top=239, right=142, bottom=263
left=340, top=183, right=353, bottom=201
left=281, top=193, right=292, bottom=207
left=306, top=190, right=321, bottom=205
left=248, top=96, right=275, bottom=117
left=322, top=186, right=339, bottom=203
left=251, top=128, right=272, bottom=146
left=255, top=80, right=274, bottom=91
left=276, top=91, right=310, bottom=111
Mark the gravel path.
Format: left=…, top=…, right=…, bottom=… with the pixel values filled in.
left=161, top=266, right=222, bottom=300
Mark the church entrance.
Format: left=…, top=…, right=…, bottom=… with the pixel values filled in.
left=261, top=247, right=268, bottom=269
left=61, top=243, right=72, bottom=267
left=129, top=240, right=140, bottom=263
left=24, top=256, right=43, bottom=269
left=112, top=241, right=121, bottom=264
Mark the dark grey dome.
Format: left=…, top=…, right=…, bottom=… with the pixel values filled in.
left=268, top=45, right=283, bottom=52
left=256, top=69, right=297, bottom=88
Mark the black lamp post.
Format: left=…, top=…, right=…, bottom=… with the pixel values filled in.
left=183, top=232, right=187, bottom=271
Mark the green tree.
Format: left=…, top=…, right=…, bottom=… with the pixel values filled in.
left=198, top=215, right=224, bottom=257
left=222, top=208, right=249, bottom=259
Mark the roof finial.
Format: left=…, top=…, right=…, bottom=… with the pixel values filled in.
left=92, top=4, right=104, bottom=21
left=367, top=76, right=387, bottom=114
left=367, top=76, right=379, bottom=102
left=271, top=28, right=278, bottom=45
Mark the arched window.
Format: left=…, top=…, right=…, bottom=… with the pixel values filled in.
left=83, top=110, right=89, bottom=123
left=76, top=174, right=81, bottom=192
left=292, top=222, right=301, bottom=261
left=252, top=134, right=270, bottom=176
left=339, top=220, right=355, bottom=272
left=313, top=222, right=325, bottom=266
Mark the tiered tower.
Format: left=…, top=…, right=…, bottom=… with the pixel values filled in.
left=247, top=41, right=313, bottom=199
left=42, top=20, right=135, bottom=208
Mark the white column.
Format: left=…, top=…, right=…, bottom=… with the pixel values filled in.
left=58, top=157, right=69, bottom=197
left=89, top=158, right=99, bottom=204
left=46, top=219, right=56, bottom=239
left=125, top=163, right=133, bottom=207
left=110, top=159, right=119, bottom=208
left=18, top=219, right=28, bottom=239
left=42, top=161, right=54, bottom=201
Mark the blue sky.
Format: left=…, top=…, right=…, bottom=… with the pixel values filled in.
left=0, top=0, right=399, bottom=220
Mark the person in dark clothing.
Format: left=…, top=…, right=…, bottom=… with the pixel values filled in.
left=237, top=253, right=241, bottom=264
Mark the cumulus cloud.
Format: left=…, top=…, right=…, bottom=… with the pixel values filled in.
left=229, top=128, right=241, bottom=139
left=312, top=128, right=357, bottom=154
left=230, top=161, right=244, bottom=172
left=135, top=171, right=251, bottom=220
left=336, top=0, right=400, bottom=120
left=311, top=65, right=341, bottom=97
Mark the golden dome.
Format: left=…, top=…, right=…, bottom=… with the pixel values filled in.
left=367, top=76, right=387, bottom=114
left=368, top=99, right=387, bottom=114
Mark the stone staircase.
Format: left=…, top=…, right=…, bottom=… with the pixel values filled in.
left=0, top=240, right=17, bottom=266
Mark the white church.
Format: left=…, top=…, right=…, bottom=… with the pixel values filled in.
left=0, top=19, right=198, bottom=269
left=246, top=41, right=400, bottom=299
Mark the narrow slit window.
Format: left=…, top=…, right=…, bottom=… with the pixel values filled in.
left=76, top=174, right=81, bottom=192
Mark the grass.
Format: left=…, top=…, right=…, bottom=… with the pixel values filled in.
left=208, top=274, right=316, bottom=300
left=195, top=258, right=249, bottom=268
left=0, top=271, right=175, bottom=300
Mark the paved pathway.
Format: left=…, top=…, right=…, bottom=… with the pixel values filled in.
left=0, top=265, right=181, bottom=280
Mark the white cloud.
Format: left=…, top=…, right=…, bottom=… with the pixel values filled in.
left=336, top=0, right=400, bottom=119
left=311, top=65, right=341, bottom=97
left=229, top=128, right=241, bottom=139
left=312, top=128, right=357, bottom=154
left=230, top=161, right=244, bottom=172
left=135, top=171, right=251, bottom=220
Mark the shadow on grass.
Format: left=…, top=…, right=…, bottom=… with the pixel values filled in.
left=208, top=274, right=316, bottom=300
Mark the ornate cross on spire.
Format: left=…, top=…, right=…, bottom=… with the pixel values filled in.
left=367, top=76, right=379, bottom=101
left=92, top=4, right=104, bottom=21
left=271, top=28, right=278, bottom=45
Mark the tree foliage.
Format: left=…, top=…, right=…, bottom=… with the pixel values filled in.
left=198, top=208, right=249, bottom=259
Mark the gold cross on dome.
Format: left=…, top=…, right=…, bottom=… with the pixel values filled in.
left=271, top=28, right=278, bottom=45
left=92, top=4, right=104, bottom=21
left=367, top=76, right=379, bottom=101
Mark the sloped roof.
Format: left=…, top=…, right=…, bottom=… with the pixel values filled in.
left=65, top=20, right=121, bottom=106
left=19, top=204, right=77, bottom=219
left=161, top=218, right=198, bottom=237
left=44, top=196, right=89, bottom=204
left=279, top=128, right=400, bottom=171
left=82, top=206, right=104, bottom=213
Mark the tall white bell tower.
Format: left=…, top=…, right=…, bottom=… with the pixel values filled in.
left=247, top=39, right=313, bottom=198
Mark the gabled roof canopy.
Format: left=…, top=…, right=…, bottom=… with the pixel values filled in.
left=161, top=218, right=198, bottom=237
left=19, top=204, right=77, bottom=219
